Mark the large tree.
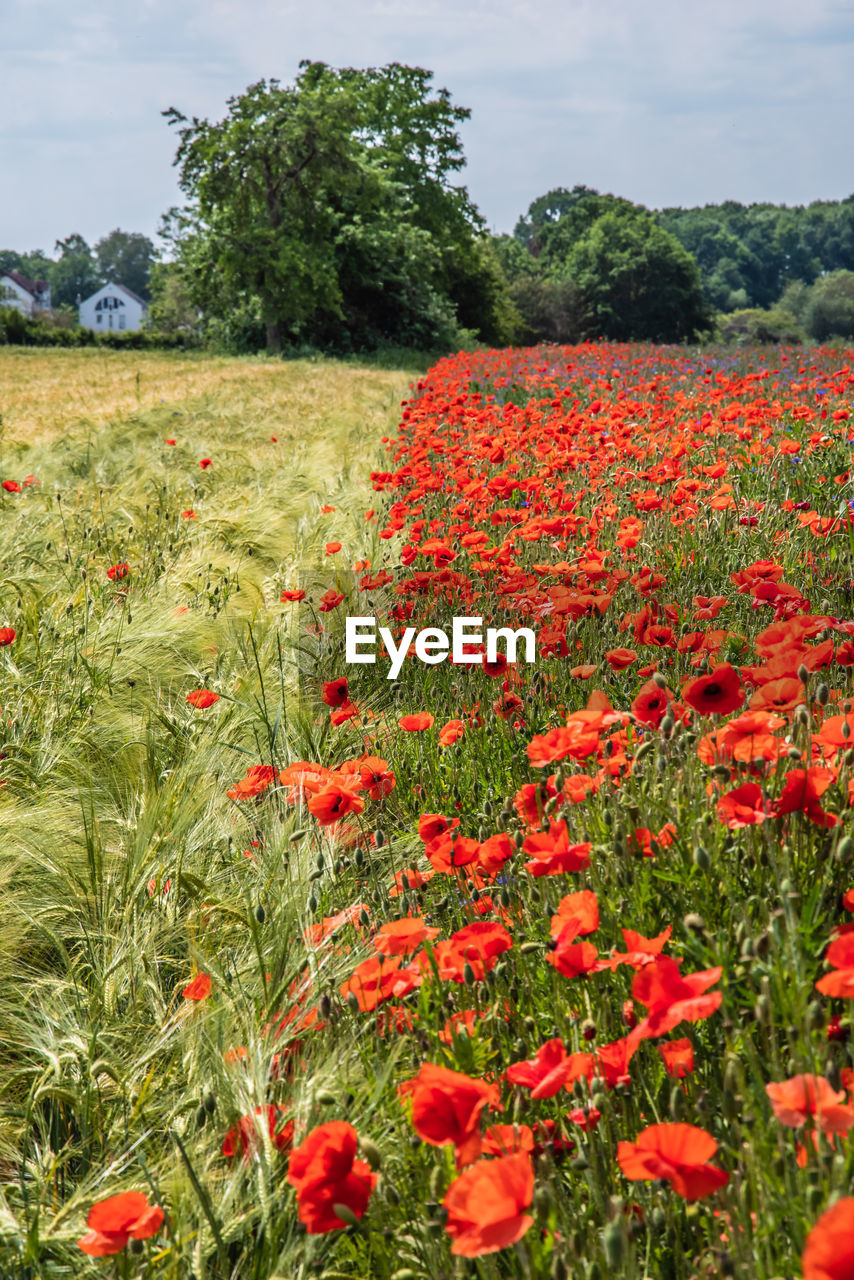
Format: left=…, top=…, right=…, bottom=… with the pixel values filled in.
left=567, top=209, right=711, bottom=342
left=94, top=229, right=156, bottom=300
left=51, top=234, right=102, bottom=308
left=162, top=62, right=514, bottom=353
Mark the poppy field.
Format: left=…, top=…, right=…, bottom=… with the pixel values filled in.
left=3, top=341, right=854, bottom=1278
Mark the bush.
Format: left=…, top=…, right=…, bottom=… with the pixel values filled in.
left=716, top=306, right=805, bottom=345
left=0, top=307, right=203, bottom=350
left=803, top=270, right=854, bottom=341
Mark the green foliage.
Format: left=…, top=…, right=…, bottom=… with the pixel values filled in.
left=0, top=306, right=200, bottom=349
left=50, top=234, right=102, bottom=308
left=147, top=261, right=203, bottom=337
left=716, top=306, right=806, bottom=345
left=803, top=270, right=854, bottom=341
left=94, top=229, right=157, bottom=300
left=163, top=63, right=507, bottom=355
left=566, top=210, right=711, bottom=341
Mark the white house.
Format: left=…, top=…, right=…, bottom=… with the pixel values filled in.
left=0, top=270, right=51, bottom=316
left=79, top=282, right=148, bottom=333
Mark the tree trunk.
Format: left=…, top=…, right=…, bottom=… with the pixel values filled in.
left=266, top=318, right=282, bottom=355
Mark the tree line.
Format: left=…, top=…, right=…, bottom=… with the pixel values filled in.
left=4, top=63, right=854, bottom=352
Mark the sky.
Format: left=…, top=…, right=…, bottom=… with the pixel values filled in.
left=2, top=0, right=854, bottom=255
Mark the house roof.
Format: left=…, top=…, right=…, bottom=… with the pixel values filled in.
left=115, top=283, right=147, bottom=307
left=80, top=282, right=148, bottom=308
left=4, top=270, right=49, bottom=297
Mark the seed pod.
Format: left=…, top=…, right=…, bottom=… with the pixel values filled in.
left=693, top=845, right=711, bottom=871
left=374, top=828, right=385, bottom=848
left=602, top=1220, right=627, bottom=1269
left=463, top=962, right=477, bottom=987
left=806, top=1001, right=824, bottom=1031
left=195, top=1104, right=207, bottom=1129
left=331, top=1202, right=361, bottom=1229
left=254, top=903, right=266, bottom=924
left=836, top=835, right=854, bottom=863
left=359, top=1137, right=382, bottom=1171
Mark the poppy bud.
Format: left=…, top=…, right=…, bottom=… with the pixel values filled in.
left=289, top=828, right=307, bottom=844
left=332, top=1202, right=362, bottom=1229
left=195, top=1104, right=207, bottom=1128
left=203, top=1092, right=216, bottom=1114
left=463, top=962, right=476, bottom=986
left=319, top=993, right=332, bottom=1019
left=602, top=1219, right=627, bottom=1268
left=836, top=836, right=854, bottom=863
left=807, top=1000, right=825, bottom=1030
left=669, top=1084, right=684, bottom=1120
left=346, top=992, right=360, bottom=1014
left=308, top=893, right=318, bottom=913
left=359, top=1136, right=382, bottom=1171
left=254, top=903, right=266, bottom=924
left=359, top=908, right=370, bottom=928
left=797, top=664, right=809, bottom=685
left=533, top=1184, right=554, bottom=1218
left=652, top=671, right=668, bottom=689
left=374, top=828, right=385, bottom=848
left=693, top=844, right=711, bottom=871
left=816, top=682, right=829, bottom=706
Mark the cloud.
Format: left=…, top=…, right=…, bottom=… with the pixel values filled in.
left=1, top=0, right=853, bottom=250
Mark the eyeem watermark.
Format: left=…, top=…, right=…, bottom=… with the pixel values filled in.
left=345, top=616, right=536, bottom=679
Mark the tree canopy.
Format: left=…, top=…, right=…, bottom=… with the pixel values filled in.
left=162, top=62, right=519, bottom=353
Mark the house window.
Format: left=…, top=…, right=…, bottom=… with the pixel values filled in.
left=119, top=315, right=125, bottom=330
left=97, top=314, right=102, bottom=324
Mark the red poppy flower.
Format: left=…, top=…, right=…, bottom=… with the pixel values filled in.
left=307, top=783, right=365, bottom=825
left=630, top=956, right=722, bottom=1040
left=659, top=1038, right=694, bottom=1078
left=802, top=1196, right=854, bottom=1279
left=318, top=589, right=345, bottom=612
left=373, top=918, right=440, bottom=957
left=358, top=755, right=395, bottom=798
left=550, top=890, right=599, bottom=939
left=775, top=767, right=838, bottom=827
left=682, top=663, right=744, bottom=716
left=505, top=1038, right=593, bottom=1099
left=442, top=1153, right=534, bottom=1257
left=222, top=1104, right=293, bottom=1160
left=340, top=955, right=416, bottom=1012
left=2, top=480, right=21, bottom=493
left=281, top=589, right=307, bottom=602
left=0, top=627, right=15, bottom=646
left=186, top=689, right=220, bottom=709
left=77, top=1191, right=164, bottom=1255
left=199, top=458, right=212, bottom=468
left=287, top=1121, right=377, bottom=1234
left=605, top=647, right=637, bottom=669
left=617, top=1123, right=728, bottom=1200
left=399, top=712, right=435, bottom=731
left=165, top=438, right=176, bottom=444
left=766, top=1074, right=854, bottom=1134
left=400, top=1063, right=501, bottom=1167
left=107, top=563, right=130, bottom=581
left=523, top=821, right=592, bottom=876
left=717, top=782, right=771, bottom=829
left=816, top=932, right=854, bottom=998
left=226, top=763, right=277, bottom=801
left=322, top=677, right=349, bottom=707
left=631, top=680, right=672, bottom=728
left=182, top=973, right=212, bottom=1000
left=325, top=542, right=342, bottom=554
left=438, top=718, right=466, bottom=746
